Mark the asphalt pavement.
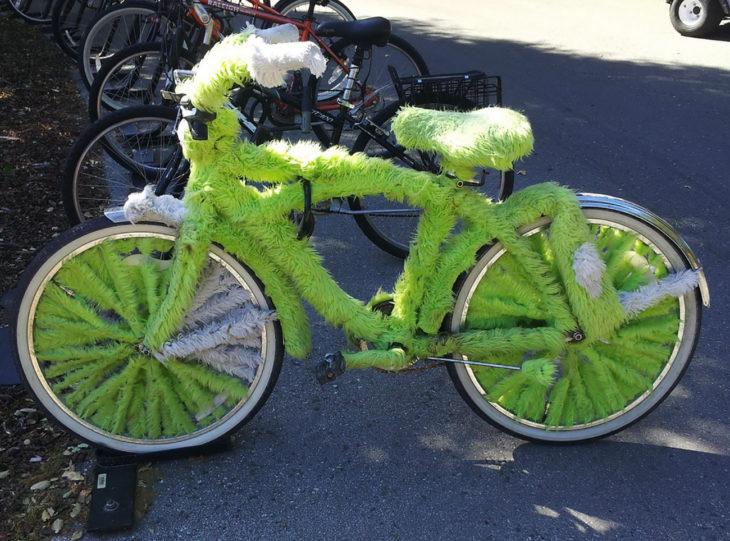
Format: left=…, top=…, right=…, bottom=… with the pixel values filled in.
left=92, top=1, right=729, bottom=539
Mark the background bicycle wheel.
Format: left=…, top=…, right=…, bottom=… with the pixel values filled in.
left=62, top=105, right=180, bottom=224
left=5, top=0, right=53, bottom=23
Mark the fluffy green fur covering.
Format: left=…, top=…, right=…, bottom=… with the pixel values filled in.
left=32, top=32, right=695, bottom=437
left=391, top=106, right=534, bottom=179
left=460, top=224, right=682, bottom=426
left=33, top=237, right=250, bottom=438
left=165, top=34, right=688, bottom=429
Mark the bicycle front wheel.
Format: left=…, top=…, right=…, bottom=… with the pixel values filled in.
left=12, top=219, right=283, bottom=454
left=447, top=208, right=702, bottom=443
left=62, top=105, right=182, bottom=224
left=89, top=41, right=195, bottom=120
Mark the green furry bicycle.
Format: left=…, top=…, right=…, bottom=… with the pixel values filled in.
left=11, top=28, right=709, bottom=453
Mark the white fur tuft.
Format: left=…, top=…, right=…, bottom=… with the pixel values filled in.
left=124, top=185, right=188, bottom=227
left=620, top=270, right=700, bottom=318
left=245, top=23, right=300, bottom=44
left=573, top=242, right=606, bottom=299
left=244, top=35, right=327, bottom=88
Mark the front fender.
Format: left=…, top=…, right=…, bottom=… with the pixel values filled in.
left=577, top=192, right=710, bottom=307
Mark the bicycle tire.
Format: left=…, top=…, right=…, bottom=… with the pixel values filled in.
left=77, top=1, right=159, bottom=89
left=88, top=41, right=195, bottom=121
left=52, top=0, right=117, bottom=58
left=272, top=0, right=355, bottom=27
left=348, top=95, right=478, bottom=258
left=12, top=218, right=283, bottom=454
left=5, top=0, right=53, bottom=24
left=62, top=105, right=181, bottom=224
left=316, top=32, right=428, bottom=115
left=446, top=208, right=702, bottom=442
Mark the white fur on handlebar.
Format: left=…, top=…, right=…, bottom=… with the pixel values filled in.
left=246, top=34, right=327, bottom=88
left=246, top=23, right=299, bottom=44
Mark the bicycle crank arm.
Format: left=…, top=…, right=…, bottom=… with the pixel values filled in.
left=425, top=356, right=522, bottom=370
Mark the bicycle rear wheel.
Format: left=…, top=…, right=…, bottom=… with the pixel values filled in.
left=62, top=105, right=182, bottom=224
left=12, top=219, right=283, bottom=454
left=447, top=208, right=702, bottom=442
left=77, top=1, right=159, bottom=89
left=272, top=0, right=355, bottom=28
left=322, top=33, right=428, bottom=112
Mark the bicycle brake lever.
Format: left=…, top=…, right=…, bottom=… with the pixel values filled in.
left=180, top=97, right=216, bottom=141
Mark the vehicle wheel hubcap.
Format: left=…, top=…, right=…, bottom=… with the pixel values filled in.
left=678, top=0, right=704, bottom=25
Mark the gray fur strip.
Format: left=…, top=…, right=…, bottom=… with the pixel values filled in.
left=184, top=284, right=252, bottom=330
left=619, top=270, right=700, bottom=318
left=194, top=345, right=264, bottom=381
left=573, top=242, right=606, bottom=299
left=154, top=306, right=276, bottom=362
left=186, top=268, right=237, bottom=314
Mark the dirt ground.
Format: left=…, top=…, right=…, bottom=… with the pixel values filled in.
left=1, top=14, right=98, bottom=540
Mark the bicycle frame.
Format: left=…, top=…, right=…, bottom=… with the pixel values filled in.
left=141, top=102, right=627, bottom=373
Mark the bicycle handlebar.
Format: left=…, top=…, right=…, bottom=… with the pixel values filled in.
left=178, top=27, right=327, bottom=112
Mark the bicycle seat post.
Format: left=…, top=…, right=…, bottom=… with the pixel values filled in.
left=340, top=46, right=365, bottom=105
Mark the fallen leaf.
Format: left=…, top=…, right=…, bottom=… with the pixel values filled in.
left=70, top=503, right=81, bottom=518
left=15, top=408, right=37, bottom=414
left=0, top=470, right=9, bottom=479
left=71, top=531, right=84, bottom=540
left=52, top=518, right=63, bottom=533
left=62, top=470, right=85, bottom=482
left=30, top=480, right=50, bottom=491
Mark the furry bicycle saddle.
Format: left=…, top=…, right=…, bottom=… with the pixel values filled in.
left=391, top=106, right=534, bottom=180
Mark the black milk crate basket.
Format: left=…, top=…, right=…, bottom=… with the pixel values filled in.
left=389, top=68, right=502, bottom=109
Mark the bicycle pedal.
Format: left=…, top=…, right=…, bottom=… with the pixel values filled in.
left=315, top=352, right=346, bottom=385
